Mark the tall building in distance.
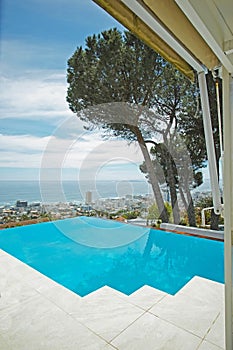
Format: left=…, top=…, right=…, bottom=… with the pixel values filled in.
left=85, top=191, right=92, bottom=205
left=16, top=200, right=28, bottom=208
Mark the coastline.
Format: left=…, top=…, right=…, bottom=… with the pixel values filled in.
left=0, top=179, right=153, bottom=206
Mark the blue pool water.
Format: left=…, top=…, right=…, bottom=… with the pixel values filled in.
left=0, top=217, right=224, bottom=296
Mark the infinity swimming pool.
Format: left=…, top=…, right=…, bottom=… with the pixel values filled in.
left=0, top=216, right=224, bottom=296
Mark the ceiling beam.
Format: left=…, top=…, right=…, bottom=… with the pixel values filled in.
left=121, top=0, right=204, bottom=72
left=175, top=0, right=233, bottom=73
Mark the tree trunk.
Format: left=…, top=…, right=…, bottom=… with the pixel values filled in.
left=133, top=126, right=169, bottom=223
left=186, top=187, right=197, bottom=227
left=179, top=186, right=188, bottom=210
left=210, top=210, right=220, bottom=230
left=167, top=156, right=180, bottom=224
left=179, top=186, right=197, bottom=227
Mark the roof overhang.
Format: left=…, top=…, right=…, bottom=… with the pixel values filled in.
left=93, top=0, right=233, bottom=77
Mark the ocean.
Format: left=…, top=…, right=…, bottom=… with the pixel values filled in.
left=0, top=180, right=153, bottom=206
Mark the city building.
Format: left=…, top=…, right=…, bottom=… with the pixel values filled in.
left=16, top=200, right=28, bottom=208
left=85, top=191, right=92, bottom=204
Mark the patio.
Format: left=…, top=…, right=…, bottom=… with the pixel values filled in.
left=0, top=248, right=225, bottom=349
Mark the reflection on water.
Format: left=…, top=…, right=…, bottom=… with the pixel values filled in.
left=0, top=217, right=224, bottom=296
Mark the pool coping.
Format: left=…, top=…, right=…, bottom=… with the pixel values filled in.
left=0, top=217, right=224, bottom=243
left=159, top=223, right=224, bottom=241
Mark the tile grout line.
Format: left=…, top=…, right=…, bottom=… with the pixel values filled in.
left=2, top=273, right=220, bottom=350
left=29, top=287, right=116, bottom=347
left=202, top=311, right=221, bottom=339
left=201, top=311, right=225, bottom=349
left=196, top=338, right=224, bottom=350
left=31, top=284, right=138, bottom=346
left=147, top=309, right=205, bottom=341
left=0, top=254, right=148, bottom=347
left=0, top=257, right=112, bottom=348
left=108, top=309, right=149, bottom=344
left=145, top=294, right=169, bottom=312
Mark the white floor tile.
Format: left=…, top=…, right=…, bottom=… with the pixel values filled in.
left=205, top=312, right=225, bottom=349
left=71, top=289, right=144, bottom=342
left=178, top=277, right=224, bottom=309
left=149, top=292, right=220, bottom=338
left=0, top=266, right=38, bottom=312
left=0, top=294, right=108, bottom=350
left=0, top=250, right=45, bottom=285
left=197, top=340, right=224, bottom=350
left=127, top=285, right=167, bottom=310
left=41, top=283, right=82, bottom=314
left=84, top=285, right=128, bottom=301
left=0, top=334, right=9, bottom=350
left=0, top=249, right=6, bottom=257
left=111, top=312, right=202, bottom=350
left=102, top=344, right=119, bottom=350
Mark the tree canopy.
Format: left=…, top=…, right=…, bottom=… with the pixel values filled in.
left=67, top=28, right=208, bottom=224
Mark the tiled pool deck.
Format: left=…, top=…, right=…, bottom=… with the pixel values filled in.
left=0, top=248, right=225, bottom=349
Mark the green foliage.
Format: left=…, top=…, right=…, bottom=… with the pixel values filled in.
left=147, top=204, right=160, bottom=221
left=194, top=195, right=213, bottom=226
left=147, top=202, right=173, bottom=223
left=164, top=202, right=173, bottom=222
left=122, top=211, right=139, bottom=220
left=195, top=195, right=224, bottom=226
left=21, top=214, right=30, bottom=221
left=67, top=29, right=165, bottom=111
left=67, top=28, right=212, bottom=225
left=67, top=28, right=171, bottom=144
left=67, top=28, right=174, bottom=222
left=195, top=195, right=214, bottom=209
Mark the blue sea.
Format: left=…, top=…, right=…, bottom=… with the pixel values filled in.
left=0, top=180, right=153, bottom=206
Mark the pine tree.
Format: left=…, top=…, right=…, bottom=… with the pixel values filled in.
left=67, top=29, right=209, bottom=224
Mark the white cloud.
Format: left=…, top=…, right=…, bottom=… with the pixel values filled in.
left=40, top=136, right=145, bottom=182
left=0, top=4, right=128, bottom=180
left=0, top=131, right=144, bottom=175
left=41, top=133, right=143, bottom=168
left=0, top=38, right=75, bottom=124
left=0, top=134, right=51, bottom=152
left=0, top=134, right=52, bottom=168
left=65, top=139, right=143, bottom=168
left=0, top=64, right=152, bottom=181
left=0, top=71, right=73, bottom=122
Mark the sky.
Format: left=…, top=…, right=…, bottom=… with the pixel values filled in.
left=0, top=0, right=149, bottom=182
left=0, top=0, right=212, bottom=187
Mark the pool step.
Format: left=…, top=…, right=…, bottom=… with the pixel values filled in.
left=82, top=277, right=224, bottom=311
left=174, top=276, right=224, bottom=299
left=83, top=284, right=168, bottom=311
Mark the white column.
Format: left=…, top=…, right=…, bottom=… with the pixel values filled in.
left=223, top=67, right=233, bottom=350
